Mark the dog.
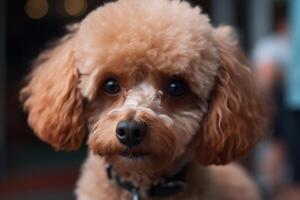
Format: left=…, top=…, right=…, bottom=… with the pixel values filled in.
left=20, top=0, right=263, bottom=199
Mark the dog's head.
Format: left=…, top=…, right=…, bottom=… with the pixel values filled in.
left=20, top=0, right=262, bottom=173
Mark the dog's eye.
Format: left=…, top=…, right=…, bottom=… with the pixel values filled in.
left=103, top=78, right=121, bottom=95
left=167, top=79, right=187, bottom=97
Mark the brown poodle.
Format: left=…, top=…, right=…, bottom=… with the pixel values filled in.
left=20, top=0, right=263, bottom=199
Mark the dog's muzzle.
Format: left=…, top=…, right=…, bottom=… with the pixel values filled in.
left=116, top=120, right=147, bottom=147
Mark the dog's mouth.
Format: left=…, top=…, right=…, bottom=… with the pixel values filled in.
left=119, top=150, right=149, bottom=159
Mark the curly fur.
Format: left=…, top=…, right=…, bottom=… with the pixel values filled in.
left=20, top=0, right=263, bottom=199
left=20, top=34, right=86, bottom=150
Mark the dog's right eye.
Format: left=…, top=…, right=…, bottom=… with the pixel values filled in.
left=167, top=79, right=187, bottom=97
left=103, top=78, right=121, bottom=95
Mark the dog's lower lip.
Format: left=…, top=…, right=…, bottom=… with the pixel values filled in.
left=120, top=151, right=148, bottom=158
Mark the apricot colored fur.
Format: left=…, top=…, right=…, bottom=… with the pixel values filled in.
left=21, top=0, right=263, bottom=199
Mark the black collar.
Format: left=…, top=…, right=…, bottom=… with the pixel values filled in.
left=106, top=164, right=188, bottom=200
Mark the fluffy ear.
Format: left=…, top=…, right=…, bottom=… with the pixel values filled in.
left=196, top=26, right=263, bottom=165
left=20, top=32, right=85, bottom=151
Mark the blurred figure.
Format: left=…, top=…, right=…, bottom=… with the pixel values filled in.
left=252, top=2, right=300, bottom=200
left=252, top=1, right=288, bottom=198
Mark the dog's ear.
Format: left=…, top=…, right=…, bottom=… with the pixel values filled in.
left=20, top=32, right=85, bottom=151
left=196, top=26, right=263, bottom=165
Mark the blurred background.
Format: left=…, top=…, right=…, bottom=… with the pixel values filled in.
left=0, top=0, right=299, bottom=199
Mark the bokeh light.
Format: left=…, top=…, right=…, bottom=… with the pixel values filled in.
left=64, top=0, right=87, bottom=17
left=25, top=0, right=48, bottom=20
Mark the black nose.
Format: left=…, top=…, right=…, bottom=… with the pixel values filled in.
left=116, top=120, right=147, bottom=147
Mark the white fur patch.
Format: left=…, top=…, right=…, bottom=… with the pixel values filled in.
left=108, top=82, right=174, bottom=127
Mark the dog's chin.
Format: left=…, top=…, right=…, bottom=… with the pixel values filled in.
left=105, top=152, right=167, bottom=173
left=119, top=150, right=150, bottom=159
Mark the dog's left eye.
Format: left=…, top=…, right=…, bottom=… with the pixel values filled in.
left=167, top=79, right=187, bottom=97
left=103, top=78, right=121, bottom=95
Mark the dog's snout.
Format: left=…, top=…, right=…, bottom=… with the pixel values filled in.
left=116, top=120, right=147, bottom=147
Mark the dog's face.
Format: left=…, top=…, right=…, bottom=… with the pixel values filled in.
left=21, top=0, right=262, bottom=173
left=85, top=66, right=206, bottom=172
